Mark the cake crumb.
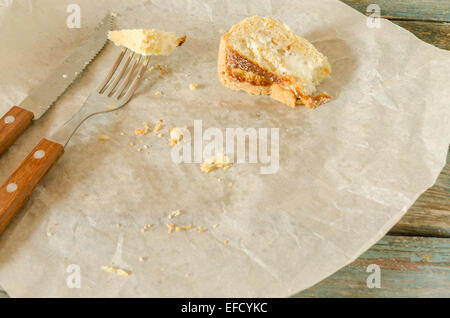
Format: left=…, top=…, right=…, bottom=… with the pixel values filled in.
left=139, top=257, right=147, bottom=262
left=101, top=266, right=131, bottom=277
left=129, top=142, right=135, bottom=147
left=116, top=224, right=121, bottom=228
left=166, top=224, right=176, bottom=234
left=141, top=224, right=154, bottom=233
left=175, top=225, right=193, bottom=232
left=189, top=83, right=199, bottom=90
left=81, top=193, right=88, bottom=198
left=201, top=154, right=232, bottom=173
left=99, top=135, right=110, bottom=141
left=224, top=240, right=229, bottom=245
left=154, top=123, right=164, bottom=133
left=213, top=224, right=219, bottom=229
left=169, top=128, right=184, bottom=146
left=135, top=122, right=151, bottom=136
left=196, top=226, right=207, bottom=233
left=228, top=183, right=233, bottom=188
left=106, top=105, right=117, bottom=111
left=157, top=65, right=167, bottom=75
left=154, top=91, right=162, bottom=96
left=168, top=209, right=183, bottom=219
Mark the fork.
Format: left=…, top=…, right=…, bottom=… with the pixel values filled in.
left=0, top=48, right=149, bottom=235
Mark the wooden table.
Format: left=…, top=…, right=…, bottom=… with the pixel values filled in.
left=1, top=0, right=449, bottom=298
left=295, top=0, right=450, bottom=298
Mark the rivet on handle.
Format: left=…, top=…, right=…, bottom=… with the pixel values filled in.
left=4, top=116, right=15, bottom=124
left=34, top=150, right=46, bottom=159
left=6, top=183, right=18, bottom=193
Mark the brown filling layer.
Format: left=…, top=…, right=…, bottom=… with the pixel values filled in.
left=226, top=48, right=277, bottom=86
left=225, top=48, right=330, bottom=108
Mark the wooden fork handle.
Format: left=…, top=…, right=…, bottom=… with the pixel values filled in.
left=0, top=106, right=34, bottom=156
left=0, top=138, right=64, bottom=235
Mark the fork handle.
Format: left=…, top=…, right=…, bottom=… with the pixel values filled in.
left=0, top=138, right=64, bottom=235
left=0, top=106, right=34, bottom=156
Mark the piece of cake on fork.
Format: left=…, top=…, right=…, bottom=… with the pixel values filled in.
left=218, top=16, right=331, bottom=108
left=108, top=29, right=186, bottom=56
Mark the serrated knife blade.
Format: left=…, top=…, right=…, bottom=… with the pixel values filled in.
left=19, top=14, right=112, bottom=119
left=0, top=13, right=112, bottom=156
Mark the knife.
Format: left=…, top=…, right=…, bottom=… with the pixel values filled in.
left=0, top=13, right=112, bottom=156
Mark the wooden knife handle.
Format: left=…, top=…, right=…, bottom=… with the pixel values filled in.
left=0, top=106, right=34, bottom=156
left=0, top=138, right=64, bottom=235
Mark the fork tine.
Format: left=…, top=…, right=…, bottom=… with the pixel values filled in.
left=113, top=55, right=142, bottom=99
left=97, top=48, right=127, bottom=93
left=121, top=56, right=150, bottom=102
left=103, top=51, right=135, bottom=96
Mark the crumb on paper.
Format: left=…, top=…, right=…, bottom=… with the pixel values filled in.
left=196, top=226, right=207, bottom=233
left=106, top=105, right=117, bottom=111
left=154, top=91, right=162, bottom=96
left=99, top=135, right=110, bottom=141
left=168, top=209, right=183, bottom=219
left=101, top=266, right=131, bottom=277
left=144, top=145, right=151, bottom=149
left=423, top=254, right=431, bottom=262
left=175, top=225, right=193, bottom=232
left=189, top=83, right=199, bottom=90
left=46, top=231, right=53, bottom=237
left=169, top=127, right=184, bottom=146
left=111, top=11, right=117, bottom=17
left=167, top=223, right=192, bottom=233
left=166, top=224, right=176, bottom=233
left=141, top=224, right=154, bottom=233
left=154, top=123, right=164, bottom=133
left=224, top=240, right=229, bottom=245
left=135, top=122, right=151, bottom=136
left=157, top=133, right=163, bottom=138
left=120, top=132, right=125, bottom=136
left=81, top=193, right=88, bottom=198
left=157, top=65, right=167, bottom=75
left=139, top=257, right=147, bottom=262
left=228, top=183, right=233, bottom=188
left=137, top=148, right=142, bottom=152
left=116, top=224, right=121, bottom=228
left=213, top=224, right=219, bottom=229
left=201, top=154, right=232, bottom=173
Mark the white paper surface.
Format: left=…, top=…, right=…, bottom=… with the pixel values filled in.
left=0, top=0, right=449, bottom=297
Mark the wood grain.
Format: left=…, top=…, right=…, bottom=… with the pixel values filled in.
left=341, top=4, right=450, bottom=237
left=393, top=20, right=450, bottom=50
left=0, top=106, right=34, bottom=156
left=0, top=139, right=64, bottom=236
left=340, top=0, right=450, bottom=22
left=390, top=150, right=450, bottom=237
left=295, top=235, right=450, bottom=297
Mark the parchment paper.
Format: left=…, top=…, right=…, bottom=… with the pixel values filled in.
left=0, top=0, right=449, bottom=297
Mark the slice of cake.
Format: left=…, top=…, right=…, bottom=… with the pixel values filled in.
left=108, top=29, right=186, bottom=56
left=218, top=16, right=331, bottom=108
